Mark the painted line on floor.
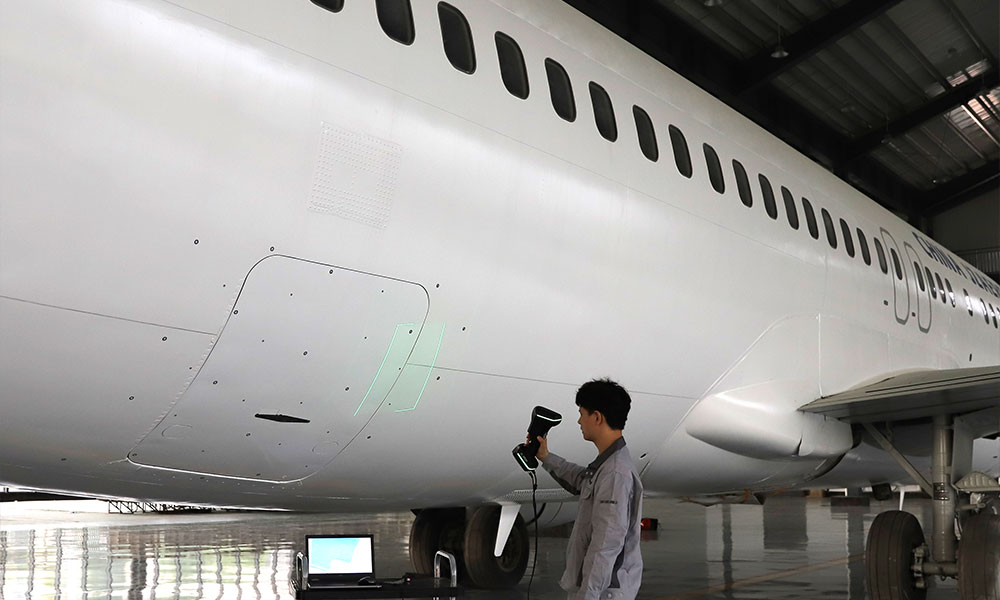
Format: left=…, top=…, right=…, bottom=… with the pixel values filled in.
left=656, top=554, right=864, bottom=599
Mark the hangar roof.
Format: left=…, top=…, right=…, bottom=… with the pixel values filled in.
left=563, top=0, right=999, bottom=225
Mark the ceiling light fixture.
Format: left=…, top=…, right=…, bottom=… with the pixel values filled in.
left=771, top=1, right=789, bottom=59
left=703, top=0, right=724, bottom=7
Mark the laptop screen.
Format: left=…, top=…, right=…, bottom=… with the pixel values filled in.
left=306, top=535, right=374, bottom=585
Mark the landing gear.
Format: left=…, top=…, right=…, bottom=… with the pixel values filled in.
left=863, top=414, right=1000, bottom=600
left=872, top=482, right=894, bottom=502
left=464, top=506, right=529, bottom=588
left=958, top=510, right=1000, bottom=599
left=410, top=508, right=466, bottom=575
left=865, top=511, right=926, bottom=600
left=409, top=506, right=529, bottom=589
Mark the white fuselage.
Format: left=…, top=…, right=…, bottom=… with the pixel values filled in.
left=1, top=0, right=998, bottom=511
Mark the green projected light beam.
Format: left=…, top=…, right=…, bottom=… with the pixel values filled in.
left=395, top=324, right=446, bottom=413
left=353, top=324, right=415, bottom=417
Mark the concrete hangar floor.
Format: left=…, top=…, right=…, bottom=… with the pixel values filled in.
left=1, top=495, right=958, bottom=599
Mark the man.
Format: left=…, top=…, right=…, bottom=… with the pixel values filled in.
left=535, top=378, right=643, bottom=600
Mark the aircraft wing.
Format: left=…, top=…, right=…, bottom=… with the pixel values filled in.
left=800, top=366, right=1000, bottom=425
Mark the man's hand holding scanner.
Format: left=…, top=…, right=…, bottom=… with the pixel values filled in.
left=533, top=435, right=549, bottom=462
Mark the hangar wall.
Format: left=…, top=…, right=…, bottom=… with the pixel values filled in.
left=932, top=190, right=1000, bottom=283
left=933, top=191, right=1000, bottom=253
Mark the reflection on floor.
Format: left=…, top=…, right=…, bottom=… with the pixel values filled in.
left=0, top=495, right=958, bottom=599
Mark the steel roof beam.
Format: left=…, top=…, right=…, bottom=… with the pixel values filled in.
left=844, top=71, right=1000, bottom=161
left=736, top=0, right=904, bottom=95
left=922, top=161, right=1000, bottom=217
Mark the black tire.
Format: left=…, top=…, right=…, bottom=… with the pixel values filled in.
left=463, top=505, right=529, bottom=588
left=865, top=510, right=926, bottom=600
left=409, top=508, right=465, bottom=575
left=958, top=511, right=1000, bottom=600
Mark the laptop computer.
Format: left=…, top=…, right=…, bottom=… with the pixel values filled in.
left=305, top=534, right=380, bottom=589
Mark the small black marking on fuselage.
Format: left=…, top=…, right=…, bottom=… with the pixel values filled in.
left=254, top=413, right=311, bottom=424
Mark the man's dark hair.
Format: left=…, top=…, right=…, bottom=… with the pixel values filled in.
left=575, top=378, right=631, bottom=430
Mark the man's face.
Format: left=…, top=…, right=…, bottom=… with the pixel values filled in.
left=577, top=407, right=599, bottom=441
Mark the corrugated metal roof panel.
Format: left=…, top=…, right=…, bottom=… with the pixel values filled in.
left=654, top=0, right=851, bottom=59
left=833, top=35, right=923, bottom=112
left=952, top=0, right=999, bottom=60
left=774, top=65, right=858, bottom=135
left=917, top=118, right=981, bottom=173
left=947, top=102, right=1000, bottom=156
left=898, top=130, right=956, bottom=182
left=876, top=142, right=938, bottom=190
left=859, top=18, right=942, bottom=99
left=888, top=0, right=981, bottom=86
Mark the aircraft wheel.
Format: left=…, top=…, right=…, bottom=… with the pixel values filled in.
left=409, top=508, right=465, bottom=575
left=958, top=511, right=1000, bottom=600
left=463, top=505, right=529, bottom=588
left=865, top=510, right=926, bottom=600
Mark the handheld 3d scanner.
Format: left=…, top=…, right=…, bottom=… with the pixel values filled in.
left=512, top=406, right=562, bottom=471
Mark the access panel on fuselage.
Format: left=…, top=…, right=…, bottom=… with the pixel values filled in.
left=129, top=256, right=428, bottom=482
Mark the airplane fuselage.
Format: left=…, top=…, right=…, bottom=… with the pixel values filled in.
left=1, top=0, right=998, bottom=511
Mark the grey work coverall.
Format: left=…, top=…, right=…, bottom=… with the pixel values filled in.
left=541, top=437, right=643, bottom=600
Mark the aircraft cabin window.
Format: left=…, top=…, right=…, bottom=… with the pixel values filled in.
left=493, top=31, right=528, bottom=100
left=914, top=263, right=926, bottom=292
left=821, top=208, right=837, bottom=249
left=760, top=177, right=777, bottom=219
left=545, top=58, right=576, bottom=123
left=668, top=125, right=692, bottom=178
left=802, top=198, right=819, bottom=240
left=873, top=237, right=888, bottom=274
left=759, top=175, right=778, bottom=221
left=993, top=304, right=999, bottom=328
left=983, top=299, right=992, bottom=324
left=495, top=33, right=528, bottom=99
left=310, top=0, right=344, bottom=12
left=734, top=160, right=753, bottom=207
left=544, top=59, right=576, bottom=122
left=965, top=289, right=973, bottom=315
left=376, top=0, right=416, bottom=45
left=839, top=219, right=855, bottom=258
left=857, top=228, right=871, bottom=266
left=890, top=248, right=903, bottom=280
left=945, top=279, right=956, bottom=307
left=935, top=273, right=945, bottom=304
left=633, top=105, right=658, bottom=161
left=589, top=82, right=617, bottom=142
left=925, top=267, right=936, bottom=299
left=438, top=3, right=475, bottom=74
left=781, top=186, right=799, bottom=229
left=703, top=144, right=725, bottom=193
